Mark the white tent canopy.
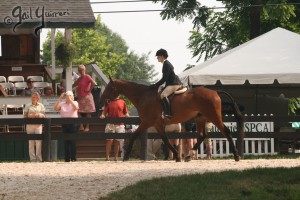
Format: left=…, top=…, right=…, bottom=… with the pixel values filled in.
left=179, top=27, right=300, bottom=85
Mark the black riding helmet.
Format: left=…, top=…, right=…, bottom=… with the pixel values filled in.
left=155, top=48, right=168, bottom=58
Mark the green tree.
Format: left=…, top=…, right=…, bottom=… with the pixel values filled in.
left=154, top=0, right=300, bottom=61
left=41, top=15, right=156, bottom=83
left=95, top=17, right=157, bottom=82
left=41, top=31, right=64, bottom=66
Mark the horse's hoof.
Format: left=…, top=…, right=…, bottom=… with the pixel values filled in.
left=175, top=158, right=181, bottom=162
left=184, top=156, right=192, bottom=162
left=123, top=155, right=130, bottom=161
left=234, top=156, right=240, bottom=162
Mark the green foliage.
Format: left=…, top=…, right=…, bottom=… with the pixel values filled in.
left=55, top=42, right=75, bottom=68
left=41, top=31, right=64, bottom=66
left=155, top=0, right=300, bottom=61
left=288, top=97, right=300, bottom=115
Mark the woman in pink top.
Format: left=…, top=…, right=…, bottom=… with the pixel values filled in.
left=73, top=64, right=96, bottom=132
left=54, top=90, right=79, bottom=162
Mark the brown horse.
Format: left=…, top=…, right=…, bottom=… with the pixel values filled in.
left=100, top=78, right=244, bottom=162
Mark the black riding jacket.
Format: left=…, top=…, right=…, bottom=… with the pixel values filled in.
left=154, top=60, right=182, bottom=87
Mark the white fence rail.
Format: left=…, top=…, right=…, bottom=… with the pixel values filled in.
left=198, top=138, right=275, bottom=158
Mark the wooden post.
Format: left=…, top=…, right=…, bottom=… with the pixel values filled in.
left=237, top=122, right=245, bottom=159
left=51, top=28, right=56, bottom=80
left=43, top=118, right=51, bottom=162
left=64, top=28, right=73, bottom=92
left=140, top=131, right=148, bottom=161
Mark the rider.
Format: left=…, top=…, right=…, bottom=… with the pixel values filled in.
left=150, top=48, right=182, bottom=118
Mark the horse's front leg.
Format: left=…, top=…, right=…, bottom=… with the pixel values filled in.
left=123, top=124, right=147, bottom=161
left=161, top=136, right=180, bottom=162
left=156, top=126, right=180, bottom=162
left=184, top=133, right=205, bottom=162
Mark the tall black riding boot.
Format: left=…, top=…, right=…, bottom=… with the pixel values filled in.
left=162, top=97, right=172, bottom=118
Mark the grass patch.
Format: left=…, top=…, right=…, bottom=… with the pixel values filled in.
left=100, top=167, right=300, bottom=200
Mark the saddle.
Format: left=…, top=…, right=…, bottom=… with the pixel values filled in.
left=159, top=86, right=188, bottom=101
left=158, top=86, right=188, bottom=119
left=158, top=85, right=187, bottom=97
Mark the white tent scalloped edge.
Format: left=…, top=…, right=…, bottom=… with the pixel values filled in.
left=179, top=27, right=300, bottom=86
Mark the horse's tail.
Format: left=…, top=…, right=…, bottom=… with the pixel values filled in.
left=217, top=90, right=244, bottom=136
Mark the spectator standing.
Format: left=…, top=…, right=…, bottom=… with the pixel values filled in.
left=73, top=64, right=96, bottom=132
left=44, top=85, right=57, bottom=161
left=54, top=91, right=79, bottom=162
left=100, top=96, right=129, bottom=161
left=146, top=126, right=163, bottom=160
left=147, top=124, right=181, bottom=161
left=182, top=120, right=198, bottom=159
left=204, top=122, right=213, bottom=159
left=24, top=92, right=45, bottom=162
left=183, top=120, right=213, bottom=160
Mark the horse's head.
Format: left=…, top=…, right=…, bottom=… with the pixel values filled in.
left=100, top=77, right=120, bottom=104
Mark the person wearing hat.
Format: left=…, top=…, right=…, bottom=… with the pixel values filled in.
left=22, top=78, right=40, bottom=96
left=150, top=48, right=182, bottom=118
left=54, top=90, right=79, bottom=162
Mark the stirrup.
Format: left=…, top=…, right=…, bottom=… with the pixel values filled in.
left=164, top=114, right=172, bottom=119
left=161, top=111, right=172, bottom=119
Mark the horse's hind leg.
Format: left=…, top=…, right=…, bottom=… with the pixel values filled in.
left=221, top=125, right=240, bottom=161
left=184, top=117, right=206, bottom=162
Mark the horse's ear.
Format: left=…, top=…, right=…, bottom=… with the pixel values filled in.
left=109, top=76, right=113, bottom=82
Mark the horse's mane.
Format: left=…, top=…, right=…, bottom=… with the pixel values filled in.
left=113, top=79, right=152, bottom=106
left=116, top=79, right=150, bottom=90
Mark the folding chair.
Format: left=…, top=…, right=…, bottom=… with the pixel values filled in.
left=5, top=104, right=25, bottom=132
left=14, top=82, right=28, bottom=96
left=0, top=82, right=15, bottom=96
left=33, top=82, right=50, bottom=95
left=0, top=76, right=6, bottom=83
left=0, top=104, right=7, bottom=132
left=8, top=76, right=25, bottom=83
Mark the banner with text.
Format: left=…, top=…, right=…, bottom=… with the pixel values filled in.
left=210, top=122, right=274, bottom=133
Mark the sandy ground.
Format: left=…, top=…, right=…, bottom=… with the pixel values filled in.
left=0, top=159, right=300, bottom=200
